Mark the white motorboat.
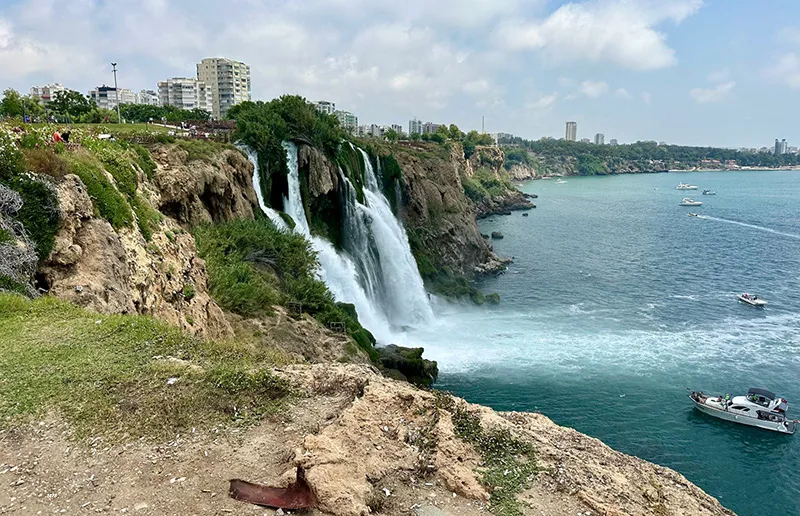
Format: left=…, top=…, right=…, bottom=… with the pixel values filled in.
left=688, top=212, right=698, bottom=217
left=555, top=178, right=567, bottom=184
left=690, top=388, right=796, bottom=434
left=679, top=198, right=703, bottom=206
left=738, top=293, right=767, bottom=306
left=702, top=189, right=716, bottom=195
left=676, top=182, right=699, bottom=190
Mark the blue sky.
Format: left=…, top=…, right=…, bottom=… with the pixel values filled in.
left=1, top=0, right=798, bottom=147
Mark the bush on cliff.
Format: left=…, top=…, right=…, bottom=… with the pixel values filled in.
left=194, top=218, right=379, bottom=361
left=1, top=135, right=61, bottom=261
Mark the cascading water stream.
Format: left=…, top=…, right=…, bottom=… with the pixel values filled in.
left=356, top=149, right=433, bottom=326
left=241, top=146, right=288, bottom=231
left=248, top=141, right=432, bottom=343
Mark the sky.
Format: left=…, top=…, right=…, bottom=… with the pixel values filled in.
left=0, top=0, right=798, bottom=148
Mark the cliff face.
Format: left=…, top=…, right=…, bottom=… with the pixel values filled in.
left=39, top=142, right=261, bottom=340
left=466, top=146, right=535, bottom=218
left=389, top=142, right=495, bottom=276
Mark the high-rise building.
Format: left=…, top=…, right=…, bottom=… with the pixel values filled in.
left=388, top=124, right=404, bottom=135
left=30, top=83, right=66, bottom=106
left=88, top=86, right=137, bottom=110
left=565, top=121, right=577, bottom=141
left=422, top=122, right=443, bottom=134
left=594, top=133, right=605, bottom=145
left=408, top=118, right=423, bottom=135
left=314, top=101, right=336, bottom=115
left=196, top=57, right=251, bottom=119
left=136, top=90, right=159, bottom=106
left=157, top=78, right=213, bottom=111
left=775, top=138, right=788, bottom=154
left=609, top=139, right=618, bottom=146
left=335, top=110, right=358, bottom=133
left=580, top=138, right=591, bottom=143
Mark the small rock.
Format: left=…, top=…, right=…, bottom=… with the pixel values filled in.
left=133, top=502, right=148, bottom=511
left=491, top=231, right=504, bottom=240
left=275, top=510, right=285, bottom=516
left=383, top=487, right=391, bottom=497
left=166, top=377, right=179, bottom=386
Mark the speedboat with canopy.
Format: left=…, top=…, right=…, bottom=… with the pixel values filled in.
left=690, top=388, right=796, bottom=434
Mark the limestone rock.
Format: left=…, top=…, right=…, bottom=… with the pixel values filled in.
left=150, top=144, right=258, bottom=226
left=298, top=144, right=338, bottom=197
left=41, top=171, right=232, bottom=340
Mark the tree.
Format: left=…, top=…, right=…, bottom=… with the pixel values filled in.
left=436, top=125, right=449, bottom=138
left=0, top=89, right=24, bottom=117
left=22, top=95, right=44, bottom=118
left=50, top=90, right=94, bottom=119
left=448, top=123, right=463, bottom=140
left=385, top=128, right=399, bottom=142
left=410, top=132, right=421, bottom=141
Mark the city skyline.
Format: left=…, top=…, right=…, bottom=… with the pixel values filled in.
left=2, top=0, right=798, bottom=147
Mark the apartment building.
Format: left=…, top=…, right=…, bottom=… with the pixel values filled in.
left=157, top=78, right=213, bottom=111
left=197, top=58, right=251, bottom=119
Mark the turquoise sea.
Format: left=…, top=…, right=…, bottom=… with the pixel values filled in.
left=410, top=170, right=800, bottom=516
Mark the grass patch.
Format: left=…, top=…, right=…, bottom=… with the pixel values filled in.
left=67, top=154, right=133, bottom=229
left=0, top=294, right=291, bottom=438
left=175, top=139, right=235, bottom=163
left=0, top=228, right=14, bottom=244
left=132, top=144, right=157, bottom=179
left=0, top=276, right=28, bottom=294
left=451, top=403, right=540, bottom=515
left=22, top=148, right=69, bottom=179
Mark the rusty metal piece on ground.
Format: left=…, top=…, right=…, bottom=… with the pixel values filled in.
left=229, top=466, right=316, bottom=509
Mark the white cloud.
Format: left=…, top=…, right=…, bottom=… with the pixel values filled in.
left=765, top=53, right=800, bottom=90
left=525, top=92, right=558, bottom=111
left=706, top=68, right=730, bottom=83
left=689, top=81, right=735, bottom=103
left=558, top=77, right=575, bottom=87
left=778, top=27, right=800, bottom=46
left=614, top=88, right=631, bottom=98
left=499, top=0, right=702, bottom=70
left=641, top=91, right=652, bottom=104
left=463, top=79, right=491, bottom=94
left=579, top=80, right=609, bottom=97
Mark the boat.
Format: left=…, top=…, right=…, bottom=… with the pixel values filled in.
left=676, top=183, right=699, bottom=190
left=689, top=388, right=796, bottom=434
left=688, top=212, right=698, bottom=217
left=555, top=179, right=567, bottom=184
left=679, top=198, right=703, bottom=206
left=738, top=293, right=767, bottom=306
left=702, top=189, right=716, bottom=195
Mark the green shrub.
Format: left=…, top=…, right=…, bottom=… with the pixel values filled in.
left=22, top=148, right=69, bottom=178
left=182, top=283, right=196, bottom=301
left=132, top=145, right=157, bottom=179
left=0, top=274, right=27, bottom=294
left=0, top=228, right=13, bottom=244
left=67, top=156, right=133, bottom=229
left=130, top=194, right=161, bottom=241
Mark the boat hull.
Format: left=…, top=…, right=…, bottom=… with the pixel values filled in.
left=738, top=296, right=766, bottom=307
left=691, top=397, right=795, bottom=434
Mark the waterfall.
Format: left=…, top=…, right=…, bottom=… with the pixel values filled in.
left=241, top=146, right=288, bottom=231
left=248, top=140, right=432, bottom=344
left=355, top=149, right=433, bottom=326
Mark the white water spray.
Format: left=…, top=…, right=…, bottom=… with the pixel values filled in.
left=241, top=146, right=288, bottom=231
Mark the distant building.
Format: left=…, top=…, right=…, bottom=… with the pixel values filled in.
left=30, top=83, right=66, bottom=106
left=88, top=86, right=136, bottom=110
left=422, top=122, right=443, bottom=135
left=774, top=138, right=788, bottom=154
left=788, top=146, right=798, bottom=154
left=157, top=78, right=213, bottom=111
left=137, top=90, right=159, bottom=106
left=594, top=133, right=605, bottom=145
left=314, top=101, right=336, bottom=115
left=368, top=124, right=383, bottom=138
left=196, top=57, right=251, bottom=119
left=334, top=110, right=358, bottom=133
left=388, top=123, right=404, bottom=135
left=580, top=138, right=591, bottom=143
left=658, top=141, right=667, bottom=146
left=491, top=132, right=515, bottom=145
left=408, top=118, right=423, bottom=135
left=609, top=139, right=618, bottom=146
left=565, top=121, right=577, bottom=141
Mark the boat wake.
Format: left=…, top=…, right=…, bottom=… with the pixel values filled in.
left=695, top=215, right=800, bottom=240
